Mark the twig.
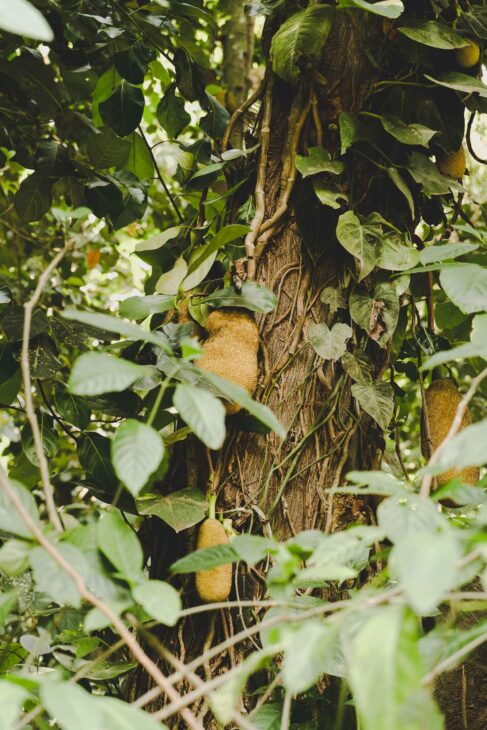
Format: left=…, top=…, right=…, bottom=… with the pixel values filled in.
left=419, top=366, right=487, bottom=498
left=280, top=692, right=292, bottom=730
left=138, top=126, right=183, bottom=222
left=422, top=628, right=487, bottom=685
left=245, top=78, right=273, bottom=281
left=0, top=467, right=203, bottom=730
left=22, top=243, right=71, bottom=533
left=222, top=79, right=265, bottom=153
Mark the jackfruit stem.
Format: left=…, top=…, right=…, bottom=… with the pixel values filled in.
left=207, top=492, right=217, bottom=520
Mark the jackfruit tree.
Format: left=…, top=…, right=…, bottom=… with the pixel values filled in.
left=0, top=0, right=487, bottom=728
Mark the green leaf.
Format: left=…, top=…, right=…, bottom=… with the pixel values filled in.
left=295, top=147, right=344, bottom=177
left=133, top=579, right=181, bottom=626
left=378, top=234, right=420, bottom=271
left=440, top=263, right=487, bottom=314
left=97, top=511, right=143, bottom=583
left=320, top=287, right=347, bottom=313
left=100, top=697, right=166, bottom=730
left=170, top=544, right=238, bottom=574
left=351, top=380, right=394, bottom=430
left=381, top=115, right=436, bottom=147
left=173, top=383, right=226, bottom=450
left=0, top=479, right=39, bottom=539
left=349, top=282, right=399, bottom=347
left=346, top=605, right=442, bottom=730
left=14, top=173, right=52, bottom=222
left=419, top=241, right=478, bottom=264
left=282, top=621, right=338, bottom=692
left=0, top=680, right=27, bottom=730
left=198, top=370, right=287, bottom=439
left=425, top=71, right=487, bottom=98
left=270, top=5, right=334, bottom=85
left=387, top=168, right=415, bottom=218
left=119, top=294, right=174, bottom=320
left=0, top=0, right=53, bottom=39
left=68, top=353, right=148, bottom=396
left=406, top=151, right=462, bottom=196
left=54, top=391, right=91, bottom=431
left=137, top=487, right=207, bottom=533
left=30, top=544, right=87, bottom=607
left=87, top=127, right=131, bottom=168
left=41, top=682, right=104, bottom=730
left=0, top=540, right=31, bottom=576
left=390, top=532, right=461, bottom=614
left=124, top=132, right=154, bottom=180
left=155, top=256, right=188, bottom=295
left=0, top=590, right=17, bottom=630
left=312, top=177, right=347, bottom=209
left=202, top=282, right=278, bottom=313
left=336, top=0, right=404, bottom=18
left=308, top=322, right=352, bottom=361
left=111, top=420, right=164, bottom=497
left=186, top=224, right=249, bottom=277
left=377, top=495, right=446, bottom=542
left=399, top=21, right=468, bottom=49
left=99, top=81, right=144, bottom=137
left=63, top=307, right=169, bottom=348
left=431, top=420, right=487, bottom=473
left=156, top=83, right=191, bottom=138
left=78, top=433, right=118, bottom=492
left=336, top=211, right=381, bottom=281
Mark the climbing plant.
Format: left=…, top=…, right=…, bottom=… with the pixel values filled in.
left=0, top=0, right=486, bottom=728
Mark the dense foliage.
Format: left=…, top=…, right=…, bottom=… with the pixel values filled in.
left=0, top=0, right=487, bottom=728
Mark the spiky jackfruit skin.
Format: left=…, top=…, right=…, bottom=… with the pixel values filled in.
left=421, top=378, right=480, bottom=488
left=436, top=146, right=466, bottom=179
left=197, top=309, right=259, bottom=414
left=195, top=519, right=232, bottom=603
left=455, top=39, right=480, bottom=69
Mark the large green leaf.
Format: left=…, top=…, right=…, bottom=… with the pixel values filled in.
left=0, top=479, right=39, bottom=539
left=119, top=294, right=174, bottom=320
left=111, top=420, right=164, bottom=496
left=419, top=242, right=478, bottom=264
left=336, top=0, right=403, bottom=19
left=425, top=72, right=487, bottom=98
left=97, top=511, right=143, bottom=584
left=87, top=127, right=131, bottom=168
left=282, top=620, right=338, bottom=693
left=156, top=83, right=191, bottom=138
left=399, top=20, right=468, bottom=49
left=68, top=353, right=148, bottom=396
left=349, top=282, right=399, bottom=347
left=295, top=147, right=344, bottom=177
left=171, top=544, right=238, bottom=574
left=0, top=0, right=53, bottom=40
left=30, top=544, right=87, bottom=607
left=270, top=5, right=334, bottom=85
left=14, top=173, right=52, bottom=222
left=378, top=234, right=420, bottom=271
left=133, top=579, right=181, bottom=626
left=0, top=680, right=28, bottom=730
left=336, top=211, right=382, bottom=281
left=308, top=323, right=352, bottom=361
left=351, top=380, right=394, bottom=430
left=137, top=487, right=207, bottom=533
left=99, top=80, right=144, bottom=137
left=390, top=532, right=461, bottom=614
left=430, top=420, right=487, bottom=473
left=41, top=682, right=104, bottom=730
left=173, top=383, right=226, bottom=449
left=406, top=152, right=461, bottom=196
left=346, top=605, right=443, bottom=730
left=201, top=282, right=277, bottom=313
left=381, top=115, right=436, bottom=147
left=440, top=263, right=487, bottom=313
left=63, top=307, right=169, bottom=348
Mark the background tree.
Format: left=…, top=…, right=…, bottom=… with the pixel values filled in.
left=0, top=1, right=486, bottom=729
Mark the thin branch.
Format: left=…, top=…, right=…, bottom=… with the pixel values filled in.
left=280, top=692, right=292, bottom=730
left=222, top=79, right=266, bottom=153
left=138, top=126, right=184, bottom=222
left=22, top=243, right=71, bottom=533
left=422, top=629, right=487, bottom=685
left=0, top=467, right=203, bottom=730
left=420, top=366, right=487, bottom=498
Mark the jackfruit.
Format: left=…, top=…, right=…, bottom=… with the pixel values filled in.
left=195, top=518, right=232, bottom=603
left=436, top=146, right=466, bottom=179
left=197, top=309, right=259, bottom=414
left=455, top=39, right=480, bottom=69
left=421, top=378, right=480, bottom=488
